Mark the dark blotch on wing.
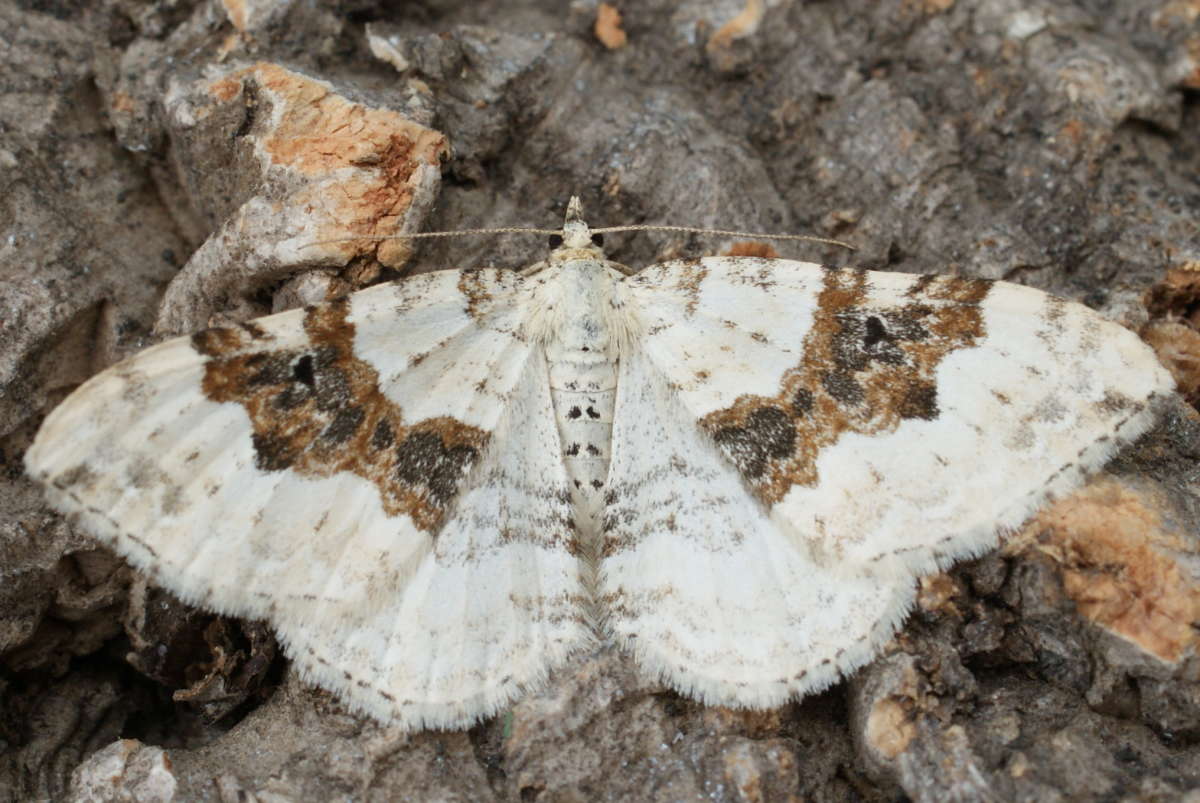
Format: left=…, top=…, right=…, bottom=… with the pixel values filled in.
left=712, top=407, right=795, bottom=479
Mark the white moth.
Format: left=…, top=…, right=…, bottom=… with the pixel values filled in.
left=26, top=198, right=1173, bottom=730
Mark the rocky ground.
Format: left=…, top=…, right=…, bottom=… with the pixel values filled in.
left=2, top=0, right=1200, bottom=799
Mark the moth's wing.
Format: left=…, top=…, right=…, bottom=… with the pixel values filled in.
left=599, top=345, right=918, bottom=705
left=26, top=269, right=587, bottom=729
left=601, top=257, right=1172, bottom=706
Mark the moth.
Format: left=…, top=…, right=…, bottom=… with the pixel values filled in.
left=26, top=198, right=1173, bottom=729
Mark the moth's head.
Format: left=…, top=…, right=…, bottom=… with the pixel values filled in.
left=548, top=196, right=606, bottom=261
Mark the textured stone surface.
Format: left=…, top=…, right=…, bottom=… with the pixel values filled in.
left=2, top=0, right=1200, bottom=800
left=151, top=61, right=447, bottom=335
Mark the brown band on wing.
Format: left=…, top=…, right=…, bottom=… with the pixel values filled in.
left=458, top=270, right=507, bottom=322
left=700, top=268, right=992, bottom=505
left=193, top=299, right=489, bottom=532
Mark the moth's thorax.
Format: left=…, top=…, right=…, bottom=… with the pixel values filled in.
left=534, top=259, right=628, bottom=363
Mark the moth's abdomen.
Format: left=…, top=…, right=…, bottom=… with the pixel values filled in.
left=540, top=260, right=624, bottom=537
left=549, top=362, right=617, bottom=534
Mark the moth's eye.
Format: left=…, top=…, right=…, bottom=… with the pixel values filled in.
left=548, top=234, right=564, bottom=248
left=591, top=233, right=605, bottom=247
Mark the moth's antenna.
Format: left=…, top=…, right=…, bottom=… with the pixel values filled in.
left=308, top=227, right=560, bottom=247
left=590, top=224, right=855, bottom=251
left=307, top=225, right=855, bottom=251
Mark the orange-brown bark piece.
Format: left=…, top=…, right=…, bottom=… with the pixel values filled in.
left=1027, top=479, right=1200, bottom=664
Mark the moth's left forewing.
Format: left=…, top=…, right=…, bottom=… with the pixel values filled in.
left=26, top=269, right=589, bottom=730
